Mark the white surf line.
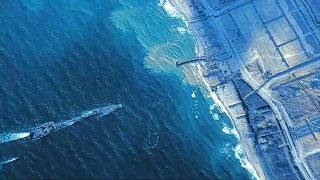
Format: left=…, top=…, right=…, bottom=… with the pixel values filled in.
left=194, top=64, right=259, bottom=180
left=0, top=157, right=18, bottom=166
left=160, top=1, right=259, bottom=179
left=0, top=132, right=30, bottom=144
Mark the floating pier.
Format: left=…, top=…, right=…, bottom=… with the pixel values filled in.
left=175, top=57, right=206, bottom=67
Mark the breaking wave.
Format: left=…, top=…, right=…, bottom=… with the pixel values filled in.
left=234, top=145, right=259, bottom=180
left=158, top=0, right=190, bottom=35
left=221, top=124, right=258, bottom=179
left=222, top=126, right=232, bottom=135
left=159, top=1, right=260, bottom=179
left=158, top=0, right=184, bottom=19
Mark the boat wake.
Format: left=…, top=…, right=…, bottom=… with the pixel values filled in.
left=0, top=132, right=30, bottom=144
left=0, top=157, right=18, bottom=167
left=143, top=123, right=160, bottom=154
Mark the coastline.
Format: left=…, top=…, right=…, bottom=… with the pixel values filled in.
left=195, top=63, right=262, bottom=180
left=161, top=0, right=319, bottom=179
left=164, top=0, right=263, bottom=179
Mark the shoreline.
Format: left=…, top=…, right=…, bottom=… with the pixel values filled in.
left=161, top=0, right=320, bottom=179
left=191, top=23, right=264, bottom=180
left=164, top=0, right=263, bottom=179
left=195, top=63, right=262, bottom=180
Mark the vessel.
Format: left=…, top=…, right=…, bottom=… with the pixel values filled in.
left=29, top=122, right=56, bottom=140
left=82, top=104, right=123, bottom=119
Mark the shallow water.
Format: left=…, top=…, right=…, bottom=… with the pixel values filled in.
left=0, top=0, right=252, bottom=178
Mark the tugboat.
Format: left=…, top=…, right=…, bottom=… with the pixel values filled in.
left=29, top=122, right=56, bottom=140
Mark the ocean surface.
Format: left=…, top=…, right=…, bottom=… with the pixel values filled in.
left=0, top=0, right=253, bottom=179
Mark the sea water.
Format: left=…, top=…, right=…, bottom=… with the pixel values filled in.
left=0, top=0, right=252, bottom=178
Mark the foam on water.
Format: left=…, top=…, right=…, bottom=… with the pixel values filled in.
left=176, top=27, right=188, bottom=34
left=211, top=113, right=219, bottom=120
left=191, top=91, right=196, bottom=98
left=0, top=0, right=255, bottom=178
left=221, top=123, right=258, bottom=179
left=159, top=0, right=183, bottom=20
left=209, top=106, right=220, bottom=120
left=158, top=0, right=191, bottom=35
left=111, top=0, right=195, bottom=76
left=0, top=132, right=30, bottom=144
left=0, top=157, right=18, bottom=166
left=196, top=63, right=259, bottom=180
left=222, top=126, right=232, bottom=135
left=234, top=145, right=259, bottom=180
left=159, top=1, right=259, bottom=179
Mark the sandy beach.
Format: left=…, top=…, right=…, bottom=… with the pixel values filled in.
left=166, top=0, right=268, bottom=179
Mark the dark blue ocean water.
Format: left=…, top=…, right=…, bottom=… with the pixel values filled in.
left=0, top=0, right=252, bottom=179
